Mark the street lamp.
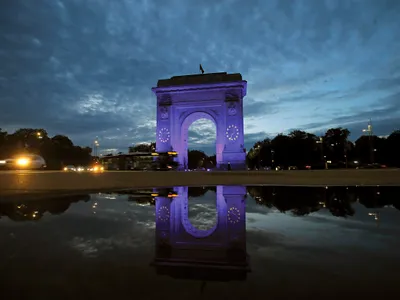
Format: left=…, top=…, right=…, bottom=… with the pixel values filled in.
left=36, top=132, right=42, bottom=139
left=271, top=149, right=275, bottom=170
left=94, top=139, right=100, bottom=157
left=255, top=145, right=261, bottom=170
left=362, top=119, right=374, bottom=164
left=316, top=137, right=327, bottom=169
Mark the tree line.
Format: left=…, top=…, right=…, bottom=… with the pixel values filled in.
left=0, top=128, right=93, bottom=169
left=246, top=128, right=400, bottom=169
left=4, top=126, right=398, bottom=171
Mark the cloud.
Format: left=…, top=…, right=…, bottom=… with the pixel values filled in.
left=0, top=0, right=399, bottom=153
left=188, top=119, right=216, bottom=145
left=244, top=97, right=281, bottom=119
left=296, top=92, right=400, bottom=138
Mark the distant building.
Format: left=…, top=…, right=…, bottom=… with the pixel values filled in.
left=99, top=151, right=178, bottom=170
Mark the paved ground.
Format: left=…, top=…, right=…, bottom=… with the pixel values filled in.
left=0, top=169, right=399, bottom=197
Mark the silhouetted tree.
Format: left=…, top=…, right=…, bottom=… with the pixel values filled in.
left=287, top=130, right=320, bottom=167
left=246, top=138, right=272, bottom=169
left=354, top=135, right=385, bottom=164
left=52, top=135, right=74, bottom=148
left=247, top=133, right=321, bottom=169
left=0, top=128, right=93, bottom=169
left=247, top=127, right=398, bottom=169
left=187, top=150, right=208, bottom=169
left=323, top=127, right=350, bottom=164
left=385, top=130, right=400, bottom=167
left=129, top=142, right=156, bottom=153
left=0, top=128, right=7, bottom=145
left=208, top=155, right=217, bottom=166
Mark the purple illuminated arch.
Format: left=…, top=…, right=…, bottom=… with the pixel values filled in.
left=151, top=72, right=247, bottom=170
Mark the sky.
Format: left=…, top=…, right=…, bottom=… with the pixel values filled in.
left=0, top=0, right=399, bottom=155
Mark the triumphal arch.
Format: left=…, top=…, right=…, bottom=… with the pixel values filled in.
left=151, top=72, right=247, bottom=170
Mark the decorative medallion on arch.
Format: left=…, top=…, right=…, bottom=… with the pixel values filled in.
left=152, top=72, right=247, bottom=170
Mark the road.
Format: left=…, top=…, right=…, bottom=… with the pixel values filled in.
left=0, top=169, right=399, bottom=197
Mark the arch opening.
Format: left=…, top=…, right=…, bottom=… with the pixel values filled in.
left=180, top=111, right=218, bottom=170
left=187, top=189, right=218, bottom=232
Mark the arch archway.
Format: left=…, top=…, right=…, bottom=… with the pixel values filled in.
left=179, top=186, right=219, bottom=238
left=180, top=111, right=218, bottom=170
left=152, top=72, right=247, bottom=170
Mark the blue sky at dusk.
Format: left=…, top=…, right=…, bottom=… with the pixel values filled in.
left=0, top=0, right=399, bottom=155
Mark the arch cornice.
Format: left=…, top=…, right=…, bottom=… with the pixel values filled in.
left=152, top=81, right=247, bottom=96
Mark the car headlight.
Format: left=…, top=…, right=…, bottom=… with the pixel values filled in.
left=16, top=158, right=30, bottom=166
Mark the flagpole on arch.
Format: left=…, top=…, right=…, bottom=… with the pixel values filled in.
left=199, top=64, right=204, bottom=74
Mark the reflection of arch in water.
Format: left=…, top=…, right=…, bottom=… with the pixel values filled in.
left=152, top=185, right=249, bottom=281
left=178, top=186, right=221, bottom=238
left=154, top=185, right=247, bottom=245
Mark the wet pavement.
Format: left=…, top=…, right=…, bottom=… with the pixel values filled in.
left=1, top=185, right=400, bottom=299
left=1, top=169, right=400, bottom=192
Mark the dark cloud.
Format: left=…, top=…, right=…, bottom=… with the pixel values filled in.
left=356, top=77, right=400, bottom=93
left=244, top=97, right=281, bottom=118
left=0, top=0, right=399, bottom=153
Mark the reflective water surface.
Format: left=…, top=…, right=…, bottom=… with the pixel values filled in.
left=1, top=186, right=400, bottom=299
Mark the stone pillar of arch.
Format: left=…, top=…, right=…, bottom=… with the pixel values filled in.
left=152, top=185, right=249, bottom=280
left=151, top=72, right=247, bottom=170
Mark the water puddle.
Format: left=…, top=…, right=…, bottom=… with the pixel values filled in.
left=1, top=185, right=399, bottom=298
